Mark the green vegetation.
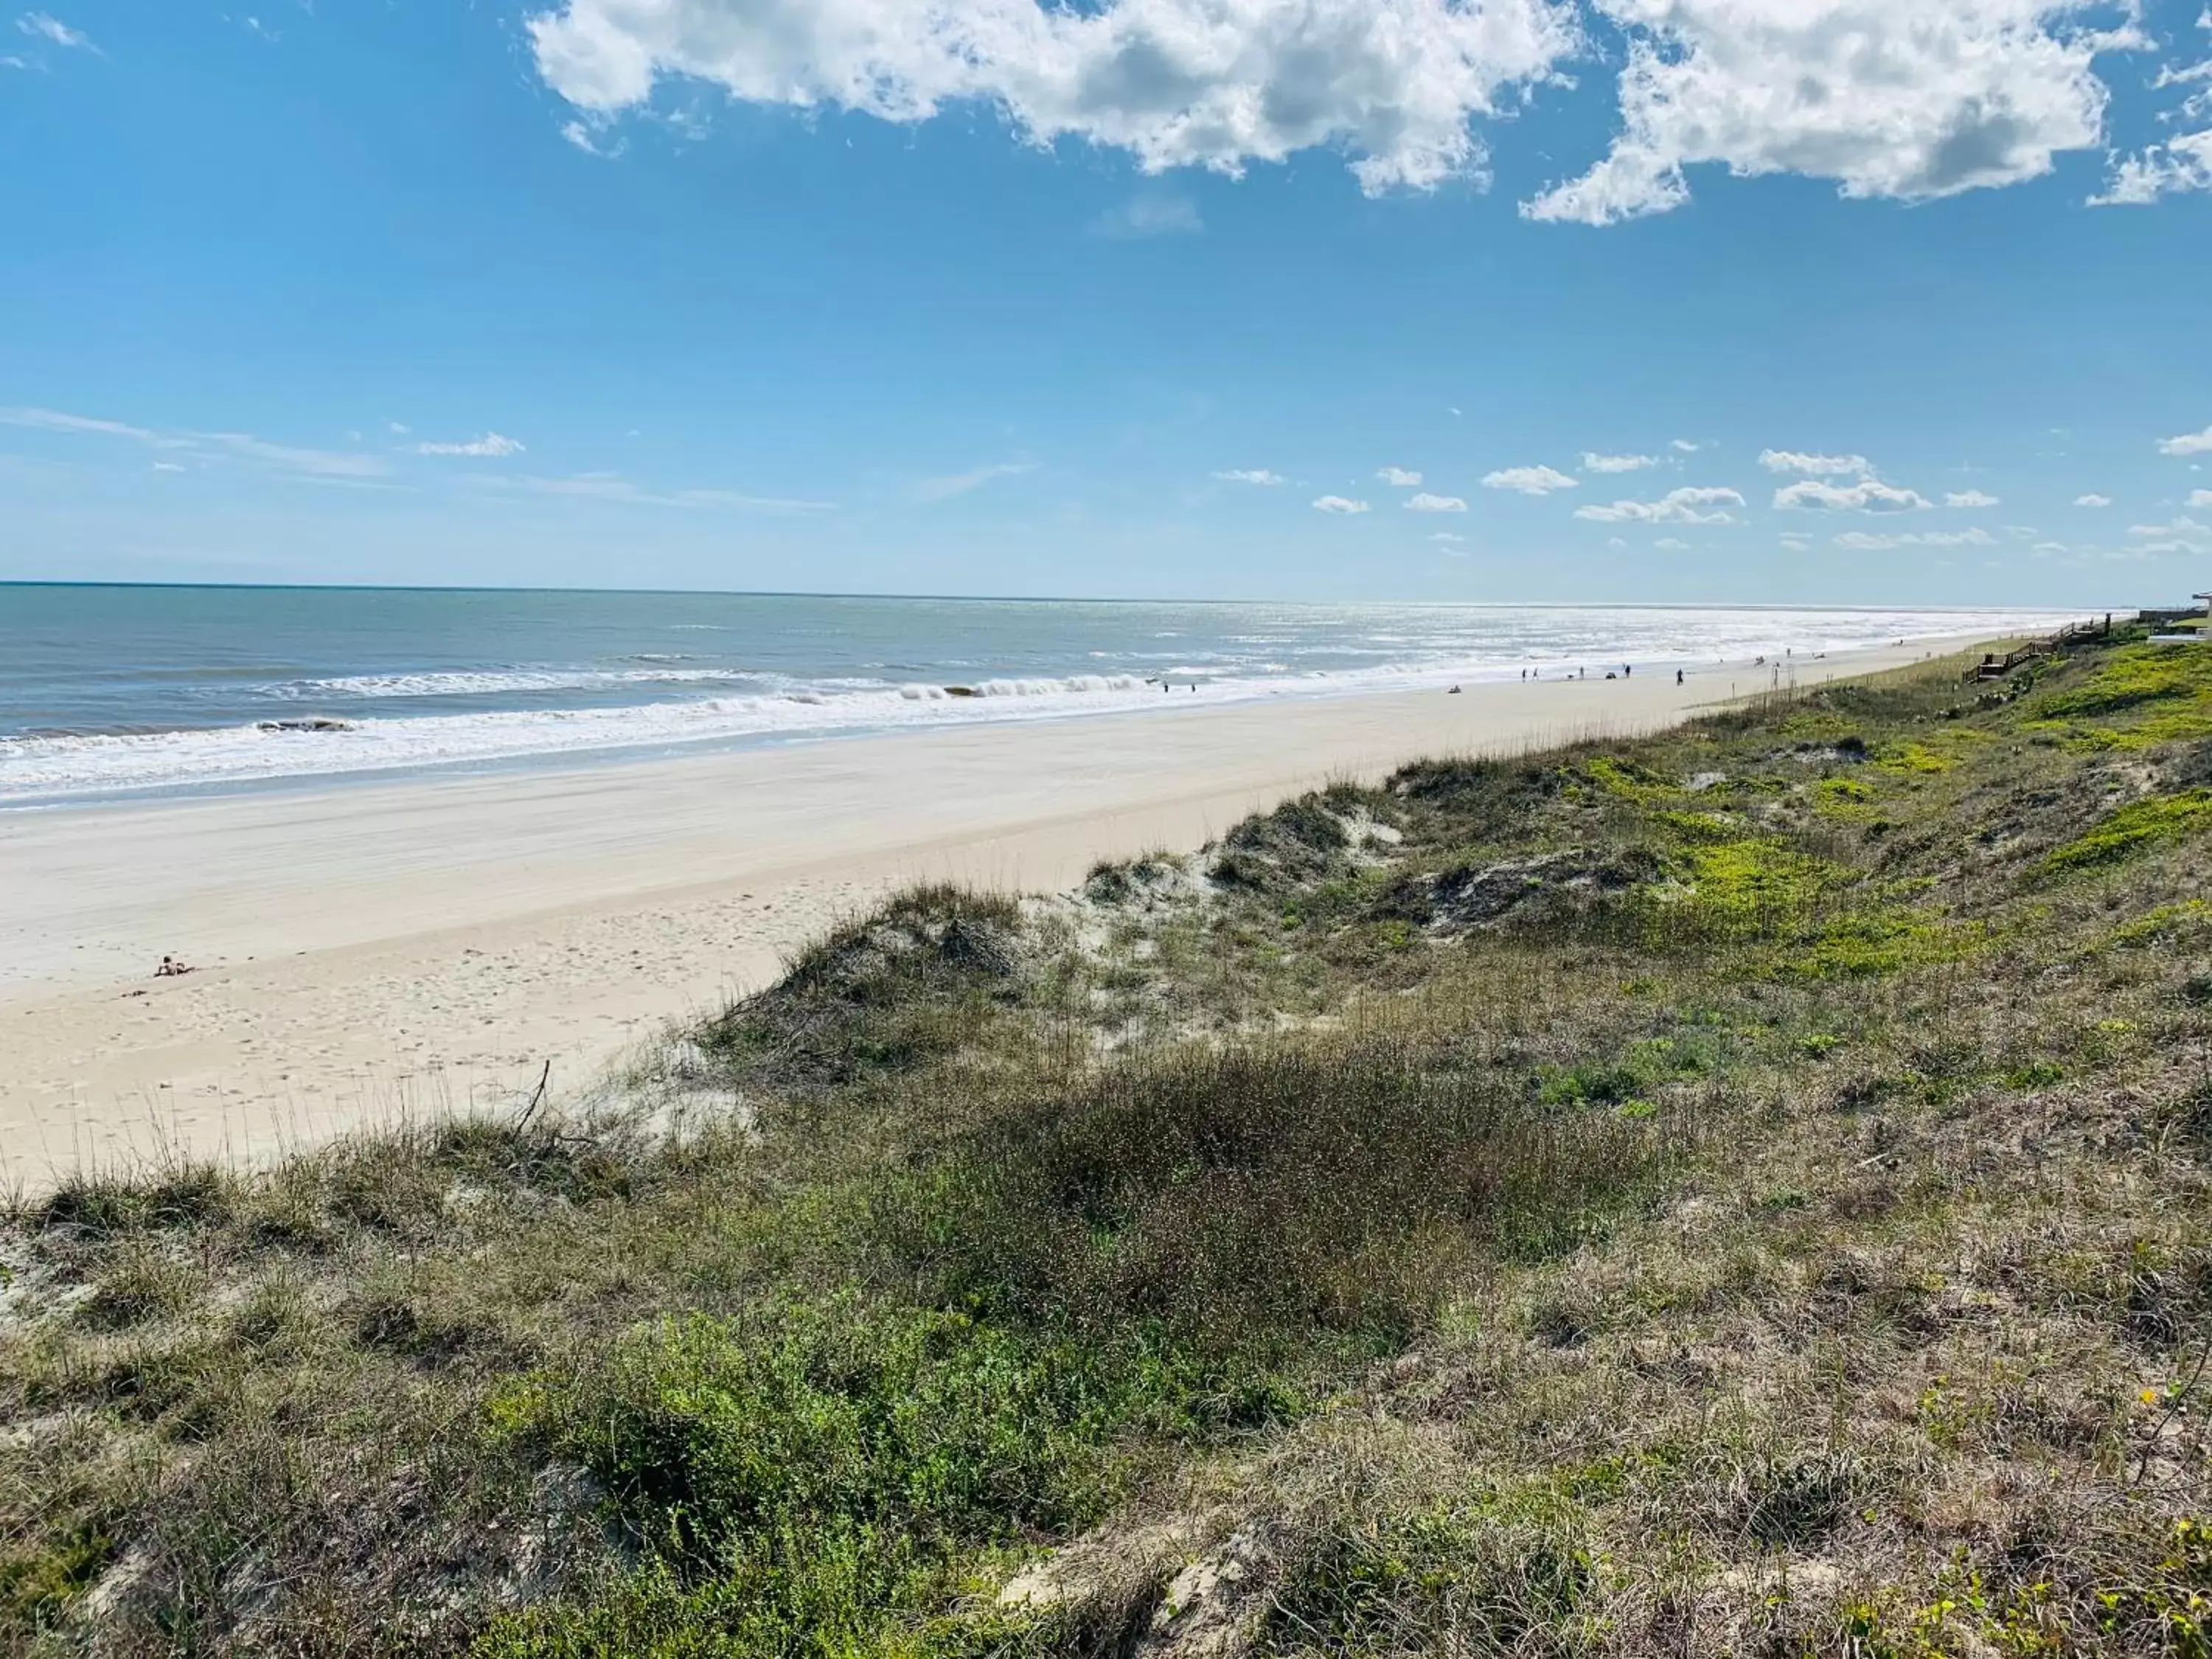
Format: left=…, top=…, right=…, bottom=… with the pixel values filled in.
left=2044, top=789, right=2212, bottom=873
left=9, top=624, right=2212, bottom=1657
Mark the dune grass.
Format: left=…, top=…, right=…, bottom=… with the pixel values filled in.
left=7, top=625, right=2212, bottom=1656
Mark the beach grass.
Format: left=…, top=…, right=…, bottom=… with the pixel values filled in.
left=7, top=624, right=2212, bottom=1655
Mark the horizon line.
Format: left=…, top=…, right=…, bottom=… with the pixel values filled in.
left=0, top=580, right=2106, bottom=615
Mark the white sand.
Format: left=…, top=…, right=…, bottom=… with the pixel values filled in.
left=0, top=641, right=1978, bottom=1183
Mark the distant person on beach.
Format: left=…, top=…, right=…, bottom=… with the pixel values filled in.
left=1676, top=669, right=1684, bottom=686
left=156, top=955, right=193, bottom=977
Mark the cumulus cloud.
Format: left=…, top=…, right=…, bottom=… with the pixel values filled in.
left=1430, top=531, right=1467, bottom=546
left=1574, top=484, right=1744, bottom=524
left=1376, top=466, right=1423, bottom=486
left=1313, top=495, right=1370, bottom=514
left=1773, top=478, right=1933, bottom=512
left=1833, top=527, right=1998, bottom=550
left=2093, top=43, right=2212, bottom=204
left=416, top=432, right=526, bottom=458
left=529, top=0, right=1583, bottom=195
left=1214, top=468, right=1284, bottom=484
left=1779, top=532, right=1813, bottom=550
left=1944, top=488, right=2000, bottom=507
left=2160, top=425, right=2212, bottom=456
left=1521, top=0, right=2113, bottom=226
left=1405, top=492, right=1467, bottom=512
left=2075, top=492, right=2112, bottom=506
left=1581, top=451, right=1658, bottom=473
left=1481, top=464, right=1579, bottom=494
left=2093, top=129, right=2212, bottom=204
left=1654, top=536, right=1691, bottom=550
left=1670, top=439, right=1701, bottom=453
left=1759, top=449, right=1871, bottom=476
left=2191, top=489, right=2212, bottom=508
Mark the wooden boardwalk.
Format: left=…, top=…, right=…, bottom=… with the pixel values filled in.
left=1961, top=616, right=2113, bottom=684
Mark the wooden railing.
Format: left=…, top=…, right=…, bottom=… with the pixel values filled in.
left=1961, top=615, right=2113, bottom=684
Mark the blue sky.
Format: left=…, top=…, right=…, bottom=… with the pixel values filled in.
left=1, top=0, right=2208, bottom=605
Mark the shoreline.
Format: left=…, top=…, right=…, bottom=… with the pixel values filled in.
left=0, top=633, right=1998, bottom=1183
left=1, top=605, right=2077, bottom=812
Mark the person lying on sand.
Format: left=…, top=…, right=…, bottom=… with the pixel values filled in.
left=155, top=954, right=195, bottom=977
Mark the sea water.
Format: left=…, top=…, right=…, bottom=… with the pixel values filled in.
left=0, top=585, right=2076, bottom=807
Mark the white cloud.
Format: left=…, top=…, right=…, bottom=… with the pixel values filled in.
left=1773, top=478, right=1932, bottom=512
left=416, top=431, right=526, bottom=458
left=1834, top=527, right=1997, bottom=550
left=916, top=460, right=1035, bottom=501
left=468, top=471, right=832, bottom=511
left=201, top=432, right=390, bottom=479
left=1654, top=536, right=1690, bottom=550
left=2191, top=490, right=2212, bottom=508
left=1779, top=532, right=1812, bottom=550
left=1606, top=535, right=1627, bottom=547
left=17, top=12, right=91, bottom=49
left=561, top=119, right=622, bottom=156
left=1213, top=468, right=1284, bottom=485
left=2160, top=425, right=2212, bottom=456
left=0, top=406, right=157, bottom=441
left=1574, top=484, right=1744, bottom=524
left=1670, top=438, right=1701, bottom=453
left=1376, top=466, right=1423, bottom=486
left=1481, top=464, right=1579, bottom=495
left=2074, top=492, right=2112, bottom=507
left=1522, top=0, right=2112, bottom=226
left=1759, top=449, right=1871, bottom=476
left=1312, top=495, right=1370, bottom=514
left=1581, top=451, right=1657, bottom=473
left=1, top=405, right=388, bottom=478
left=2093, top=129, right=2212, bottom=205
left=1093, top=192, right=1203, bottom=238
left=529, top=0, right=1582, bottom=197
left=151, top=462, right=186, bottom=473
left=1405, top=492, right=1467, bottom=512
left=1944, top=488, right=2000, bottom=507
left=2124, top=516, right=2212, bottom=554
left=2092, top=44, right=2212, bottom=204
left=2130, top=515, right=2211, bottom=538
left=389, top=422, right=411, bottom=435
left=1430, top=530, right=1466, bottom=544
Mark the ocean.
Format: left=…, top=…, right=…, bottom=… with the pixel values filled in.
left=0, top=585, right=2076, bottom=808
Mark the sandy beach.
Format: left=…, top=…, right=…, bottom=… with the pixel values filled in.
left=0, top=639, right=1983, bottom=1184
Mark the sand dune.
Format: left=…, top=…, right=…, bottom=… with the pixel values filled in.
left=0, top=641, right=1974, bottom=1184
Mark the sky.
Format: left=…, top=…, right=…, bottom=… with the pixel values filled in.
left=1, top=0, right=2209, bottom=606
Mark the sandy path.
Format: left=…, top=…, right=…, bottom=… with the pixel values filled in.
left=0, top=641, right=1974, bottom=1183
